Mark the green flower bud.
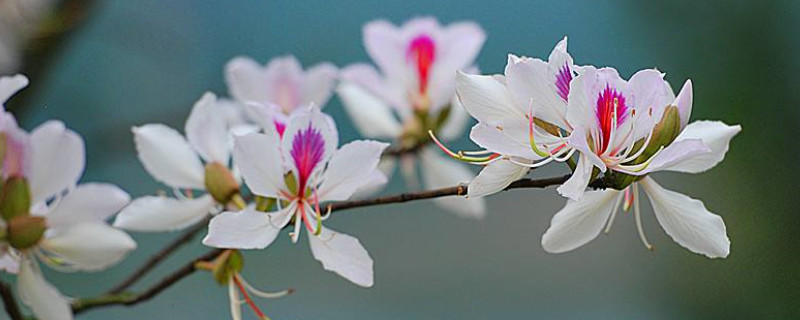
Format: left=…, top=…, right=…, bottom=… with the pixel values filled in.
left=8, top=216, right=46, bottom=250
left=204, top=163, right=239, bottom=204
left=0, top=177, right=31, bottom=221
left=212, top=249, right=244, bottom=285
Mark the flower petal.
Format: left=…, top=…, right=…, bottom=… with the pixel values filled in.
left=302, top=62, right=338, bottom=107
left=674, top=80, right=693, bottom=129
left=29, top=121, right=85, bottom=204
left=556, top=153, right=593, bottom=201
left=225, top=56, right=271, bottom=105
left=541, top=189, right=622, bottom=253
left=113, top=194, right=215, bottom=232
left=639, top=177, right=729, bottom=258
left=635, top=138, right=710, bottom=175
left=455, top=71, right=521, bottom=124
left=203, top=205, right=292, bottom=249
left=233, top=133, right=286, bottom=198
left=363, top=19, right=405, bottom=81
left=18, top=259, right=73, bottom=320
left=504, top=54, right=568, bottom=129
left=263, top=55, right=305, bottom=113
left=44, top=183, right=130, bottom=228
left=0, top=74, right=28, bottom=105
left=662, top=121, right=741, bottom=174
left=337, top=82, right=402, bottom=138
left=185, top=92, right=231, bottom=164
left=469, top=120, right=537, bottom=160
left=340, top=63, right=408, bottom=112
left=40, top=222, right=136, bottom=271
left=427, top=21, right=486, bottom=110
left=317, top=140, right=389, bottom=202
left=468, top=159, right=528, bottom=198
left=419, top=148, right=486, bottom=218
left=133, top=124, right=205, bottom=190
left=0, top=250, right=20, bottom=274
left=308, top=226, right=374, bottom=287
left=281, top=106, right=338, bottom=175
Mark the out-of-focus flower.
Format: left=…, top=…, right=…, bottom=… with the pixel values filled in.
left=225, top=55, right=337, bottom=135
left=0, top=0, right=58, bottom=73
left=114, top=92, right=245, bottom=232
left=337, top=17, right=487, bottom=218
left=204, top=106, right=387, bottom=287
left=541, top=79, right=741, bottom=258
left=0, top=75, right=136, bottom=320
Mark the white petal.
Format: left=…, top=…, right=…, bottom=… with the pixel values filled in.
left=29, top=121, right=85, bottom=204
left=113, top=194, right=215, bottom=232
left=674, top=80, right=693, bottom=129
left=541, top=189, right=621, bottom=253
left=639, top=177, right=729, bottom=258
left=40, top=222, right=136, bottom=271
left=363, top=20, right=405, bottom=80
left=18, top=259, right=73, bottom=320
left=427, top=22, right=486, bottom=109
left=556, top=153, right=593, bottom=201
left=308, top=227, right=374, bottom=287
left=263, top=55, right=304, bottom=113
left=419, top=148, right=486, bottom=218
left=469, top=120, right=537, bottom=160
left=468, top=159, right=528, bottom=198
left=0, top=74, right=28, bottom=105
left=318, top=140, right=389, bottom=202
left=662, top=121, right=741, bottom=174
left=351, top=168, right=389, bottom=199
left=302, top=62, right=338, bottom=107
left=185, top=92, right=231, bottom=164
left=340, top=63, right=407, bottom=112
left=337, top=82, right=402, bottom=139
left=203, top=205, right=291, bottom=249
left=637, top=138, right=710, bottom=174
left=233, top=133, right=285, bottom=198
left=44, top=183, right=130, bottom=228
left=455, top=71, right=521, bottom=124
left=132, top=124, right=205, bottom=190
left=504, top=55, right=568, bottom=129
left=225, top=56, right=271, bottom=105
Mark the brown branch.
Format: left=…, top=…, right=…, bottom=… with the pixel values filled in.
left=72, top=249, right=223, bottom=315
left=328, top=174, right=573, bottom=212
left=0, top=278, right=24, bottom=320
left=106, top=217, right=210, bottom=294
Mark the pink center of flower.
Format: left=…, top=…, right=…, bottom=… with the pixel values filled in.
left=595, top=85, right=628, bottom=153
left=407, top=35, right=436, bottom=94
left=555, top=63, right=573, bottom=101
left=290, top=124, right=325, bottom=195
left=274, top=120, right=286, bottom=138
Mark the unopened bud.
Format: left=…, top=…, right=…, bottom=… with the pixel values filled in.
left=0, top=177, right=31, bottom=220
left=212, top=249, right=244, bottom=285
left=8, top=216, right=45, bottom=249
left=204, top=163, right=239, bottom=204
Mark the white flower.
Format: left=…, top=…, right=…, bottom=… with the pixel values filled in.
left=114, top=92, right=244, bottom=232
left=541, top=81, right=741, bottom=258
left=0, top=75, right=136, bottom=320
left=337, top=17, right=487, bottom=218
left=204, top=106, right=387, bottom=287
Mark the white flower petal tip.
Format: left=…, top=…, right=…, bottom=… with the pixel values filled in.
left=664, top=121, right=741, bottom=174
left=185, top=92, right=231, bottom=164
left=308, top=227, right=374, bottom=287
left=40, top=223, right=137, bottom=271
left=132, top=124, right=205, bottom=190
left=203, top=208, right=282, bottom=250
left=336, top=82, right=401, bottom=138
left=29, top=120, right=86, bottom=204
left=317, top=140, right=390, bottom=202
left=541, top=190, right=621, bottom=254
left=18, top=260, right=73, bottom=320
left=640, top=178, right=730, bottom=258
left=45, top=183, right=131, bottom=228
left=113, top=195, right=215, bottom=232
left=0, top=74, right=29, bottom=104
left=467, top=160, right=528, bottom=198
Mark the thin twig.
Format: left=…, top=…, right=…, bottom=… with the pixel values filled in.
left=72, top=249, right=223, bottom=314
left=0, top=278, right=24, bottom=320
left=106, top=217, right=211, bottom=294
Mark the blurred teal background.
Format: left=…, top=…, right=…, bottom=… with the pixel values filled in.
left=3, top=0, right=799, bottom=319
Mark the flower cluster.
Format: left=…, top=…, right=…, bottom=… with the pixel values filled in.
left=0, top=15, right=742, bottom=320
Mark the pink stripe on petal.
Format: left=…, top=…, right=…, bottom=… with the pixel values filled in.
left=595, top=85, right=628, bottom=153
left=290, top=124, right=326, bottom=193
left=555, top=62, right=573, bottom=102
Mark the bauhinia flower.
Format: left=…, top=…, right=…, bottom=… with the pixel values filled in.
left=204, top=105, right=388, bottom=287
left=114, top=92, right=245, bottom=232
left=225, top=55, right=338, bottom=135
left=541, top=78, right=741, bottom=258
left=0, top=75, right=136, bottom=320
left=337, top=17, right=488, bottom=218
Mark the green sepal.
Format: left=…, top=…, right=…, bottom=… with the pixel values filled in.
left=213, top=249, right=245, bottom=285
left=8, top=216, right=46, bottom=249
left=0, top=177, right=31, bottom=221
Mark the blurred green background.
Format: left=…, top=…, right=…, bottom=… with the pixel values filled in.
left=3, top=0, right=799, bottom=319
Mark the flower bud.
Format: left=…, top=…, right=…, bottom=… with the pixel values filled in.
left=7, top=216, right=45, bottom=249
left=212, top=249, right=244, bottom=285
left=204, top=163, right=239, bottom=204
left=0, top=177, right=31, bottom=220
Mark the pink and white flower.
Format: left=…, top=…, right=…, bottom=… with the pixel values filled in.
left=0, top=75, right=136, bottom=320
left=114, top=92, right=243, bottom=232
left=337, top=17, right=487, bottom=218
left=225, top=55, right=338, bottom=136
left=540, top=80, right=741, bottom=257
left=204, top=106, right=388, bottom=287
